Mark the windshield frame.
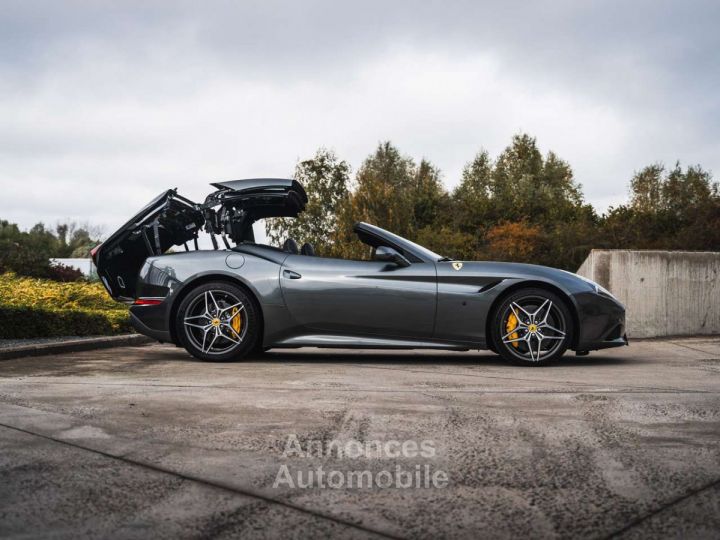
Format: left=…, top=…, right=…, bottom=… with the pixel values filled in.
left=353, top=222, right=444, bottom=263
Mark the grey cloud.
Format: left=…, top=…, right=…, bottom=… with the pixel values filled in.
left=0, top=0, right=718, bottom=233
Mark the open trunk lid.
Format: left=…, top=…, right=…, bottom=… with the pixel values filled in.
left=92, top=179, right=307, bottom=302
left=93, top=190, right=203, bottom=301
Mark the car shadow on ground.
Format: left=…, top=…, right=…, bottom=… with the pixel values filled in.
left=257, top=350, right=636, bottom=367
left=141, top=344, right=638, bottom=368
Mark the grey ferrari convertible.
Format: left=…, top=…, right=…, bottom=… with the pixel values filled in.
left=93, top=178, right=626, bottom=365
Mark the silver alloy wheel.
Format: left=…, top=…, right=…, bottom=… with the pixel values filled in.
left=183, top=290, right=247, bottom=355
left=500, top=295, right=567, bottom=362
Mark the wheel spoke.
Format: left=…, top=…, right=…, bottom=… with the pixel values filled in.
left=533, top=299, right=552, bottom=324
left=220, top=302, right=245, bottom=316
left=510, top=302, right=532, bottom=323
left=185, top=314, right=208, bottom=321
left=207, top=291, right=221, bottom=314
left=540, top=323, right=565, bottom=336
left=536, top=335, right=543, bottom=360
left=527, top=335, right=536, bottom=361
left=184, top=322, right=209, bottom=330
left=203, top=329, right=219, bottom=353
left=200, top=326, right=211, bottom=352
left=501, top=325, right=526, bottom=340
left=503, top=335, right=526, bottom=344
left=219, top=324, right=241, bottom=343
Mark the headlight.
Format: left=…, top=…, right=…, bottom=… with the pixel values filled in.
left=576, top=274, right=614, bottom=298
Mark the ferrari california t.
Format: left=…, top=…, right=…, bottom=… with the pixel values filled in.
left=93, top=178, right=627, bottom=365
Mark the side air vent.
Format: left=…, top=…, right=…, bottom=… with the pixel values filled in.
left=478, top=280, right=503, bottom=293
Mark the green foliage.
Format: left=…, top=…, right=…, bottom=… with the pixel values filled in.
left=0, top=306, right=130, bottom=339
left=0, top=220, right=56, bottom=278
left=449, top=134, right=597, bottom=268
left=331, top=142, right=454, bottom=260
left=0, top=272, right=129, bottom=338
left=266, top=148, right=351, bottom=256
left=453, top=134, right=587, bottom=227
left=602, top=162, right=720, bottom=251
left=0, top=219, right=102, bottom=278
left=283, top=136, right=719, bottom=271
left=343, top=142, right=418, bottom=239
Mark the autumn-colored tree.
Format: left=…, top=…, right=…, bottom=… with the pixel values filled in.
left=485, top=221, right=542, bottom=263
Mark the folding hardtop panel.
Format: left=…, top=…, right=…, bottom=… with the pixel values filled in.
left=94, top=179, right=307, bottom=300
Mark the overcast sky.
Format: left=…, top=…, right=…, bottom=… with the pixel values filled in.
left=1, top=0, right=718, bottom=236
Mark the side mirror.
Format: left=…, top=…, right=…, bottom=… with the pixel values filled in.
left=374, top=246, right=411, bottom=268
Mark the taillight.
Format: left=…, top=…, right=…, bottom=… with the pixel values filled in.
left=90, top=244, right=101, bottom=264
left=133, top=298, right=164, bottom=306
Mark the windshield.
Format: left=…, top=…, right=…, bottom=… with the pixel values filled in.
left=360, top=223, right=444, bottom=262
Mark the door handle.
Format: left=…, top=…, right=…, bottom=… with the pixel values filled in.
left=283, top=269, right=302, bottom=279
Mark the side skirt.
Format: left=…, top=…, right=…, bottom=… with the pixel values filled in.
left=270, top=334, right=479, bottom=351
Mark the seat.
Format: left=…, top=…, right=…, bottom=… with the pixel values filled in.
left=300, top=242, right=315, bottom=256
left=282, top=237, right=299, bottom=254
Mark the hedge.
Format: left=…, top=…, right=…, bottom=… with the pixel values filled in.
left=0, top=306, right=131, bottom=339
left=0, top=272, right=131, bottom=339
left=0, top=272, right=120, bottom=310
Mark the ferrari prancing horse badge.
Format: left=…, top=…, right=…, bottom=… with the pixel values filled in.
left=452, top=262, right=463, bottom=271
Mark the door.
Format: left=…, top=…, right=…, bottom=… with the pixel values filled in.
left=280, top=255, right=437, bottom=338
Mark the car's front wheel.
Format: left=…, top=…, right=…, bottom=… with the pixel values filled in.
left=490, top=288, right=572, bottom=366
left=175, top=282, right=259, bottom=361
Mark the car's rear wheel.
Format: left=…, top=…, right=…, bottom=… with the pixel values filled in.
left=175, top=282, right=259, bottom=361
left=490, top=288, right=572, bottom=366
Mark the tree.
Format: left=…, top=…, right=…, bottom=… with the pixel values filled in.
left=0, top=219, right=104, bottom=278
left=331, top=142, right=463, bottom=259
left=266, top=148, right=351, bottom=256
left=485, top=221, right=542, bottom=263
left=340, top=142, right=417, bottom=239
left=413, top=159, right=450, bottom=230
left=452, top=150, right=494, bottom=235
left=55, top=222, right=104, bottom=258
left=629, top=164, right=664, bottom=213
left=451, top=134, right=595, bottom=269
left=0, top=220, right=56, bottom=277
left=601, top=162, right=720, bottom=251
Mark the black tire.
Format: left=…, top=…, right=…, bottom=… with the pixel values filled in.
left=175, top=281, right=260, bottom=361
left=490, top=288, right=573, bottom=366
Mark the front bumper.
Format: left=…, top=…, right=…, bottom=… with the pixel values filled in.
left=573, top=292, right=627, bottom=351
left=579, top=333, right=628, bottom=351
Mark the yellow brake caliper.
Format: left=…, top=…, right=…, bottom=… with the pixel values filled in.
left=506, top=312, right=519, bottom=348
left=230, top=307, right=243, bottom=335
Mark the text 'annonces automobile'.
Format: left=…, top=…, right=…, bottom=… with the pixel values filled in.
left=92, top=178, right=627, bottom=365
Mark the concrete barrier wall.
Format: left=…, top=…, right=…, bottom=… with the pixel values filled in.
left=577, top=250, right=720, bottom=338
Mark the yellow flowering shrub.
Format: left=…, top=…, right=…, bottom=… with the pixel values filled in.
left=0, top=272, right=130, bottom=338
left=0, top=272, right=121, bottom=310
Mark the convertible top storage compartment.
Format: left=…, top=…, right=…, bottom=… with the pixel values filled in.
left=93, top=179, right=307, bottom=301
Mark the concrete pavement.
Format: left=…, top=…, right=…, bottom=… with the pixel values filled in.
left=1, top=338, right=719, bottom=538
